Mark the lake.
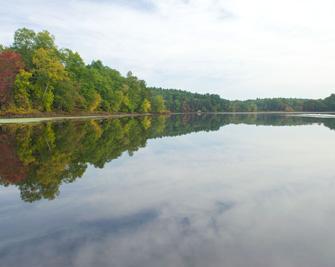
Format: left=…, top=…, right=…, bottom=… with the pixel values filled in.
left=0, top=114, right=335, bottom=267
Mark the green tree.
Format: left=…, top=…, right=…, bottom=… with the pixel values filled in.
left=60, top=48, right=86, bottom=81
left=88, top=92, right=101, bottom=111
left=14, top=69, right=32, bottom=110
left=34, top=30, right=56, bottom=51
left=31, top=48, right=67, bottom=111
left=12, top=28, right=37, bottom=67
left=151, top=95, right=166, bottom=113
left=141, top=98, right=151, bottom=113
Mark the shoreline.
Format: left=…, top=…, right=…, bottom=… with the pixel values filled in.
left=0, top=112, right=154, bottom=124
left=1, top=111, right=335, bottom=124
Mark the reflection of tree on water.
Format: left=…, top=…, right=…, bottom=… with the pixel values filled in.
left=0, top=114, right=334, bottom=202
left=0, top=116, right=168, bottom=202
left=0, top=128, right=27, bottom=184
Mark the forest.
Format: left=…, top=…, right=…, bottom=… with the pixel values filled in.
left=1, top=28, right=335, bottom=114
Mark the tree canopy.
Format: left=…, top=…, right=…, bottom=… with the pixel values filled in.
left=0, top=28, right=165, bottom=113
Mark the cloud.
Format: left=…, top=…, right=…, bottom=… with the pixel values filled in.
left=0, top=0, right=335, bottom=99
left=81, top=0, right=157, bottom=11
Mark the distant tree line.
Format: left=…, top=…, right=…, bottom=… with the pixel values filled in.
left=151, top=87, right=335, bottom=113
left=229, top=96, right=335, bottom=112
left=1, top=28, right=335, bottom=114
left=150, top=87, right=231, bottom=112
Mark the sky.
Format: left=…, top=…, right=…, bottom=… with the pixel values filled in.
left=1, top=0, right=335, bottom=100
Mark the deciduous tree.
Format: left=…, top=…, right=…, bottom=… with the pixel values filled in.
left=0, top=50, right=24, bottom=108
left=14, top=69, right=32, bottom=110
left=31, top=48, right=67, bottom=111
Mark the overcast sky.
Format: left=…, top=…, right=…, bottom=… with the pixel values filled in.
left=1, top=0, right=335, bottom=99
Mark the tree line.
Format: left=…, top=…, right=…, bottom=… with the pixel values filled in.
left=1, top=28, right=335, bottom=114
left=151, top=87, right=335, bottom=113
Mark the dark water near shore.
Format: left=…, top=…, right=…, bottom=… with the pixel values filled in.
left=1, top=114, right=335, bottom=267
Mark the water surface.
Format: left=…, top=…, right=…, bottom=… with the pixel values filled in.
left=0, top=114, right=335, bottom=267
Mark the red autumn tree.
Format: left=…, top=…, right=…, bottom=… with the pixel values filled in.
left=0, top=50, right=24, bottom=108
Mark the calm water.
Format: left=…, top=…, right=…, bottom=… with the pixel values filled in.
left=1, top=114, right=335, bottom=267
